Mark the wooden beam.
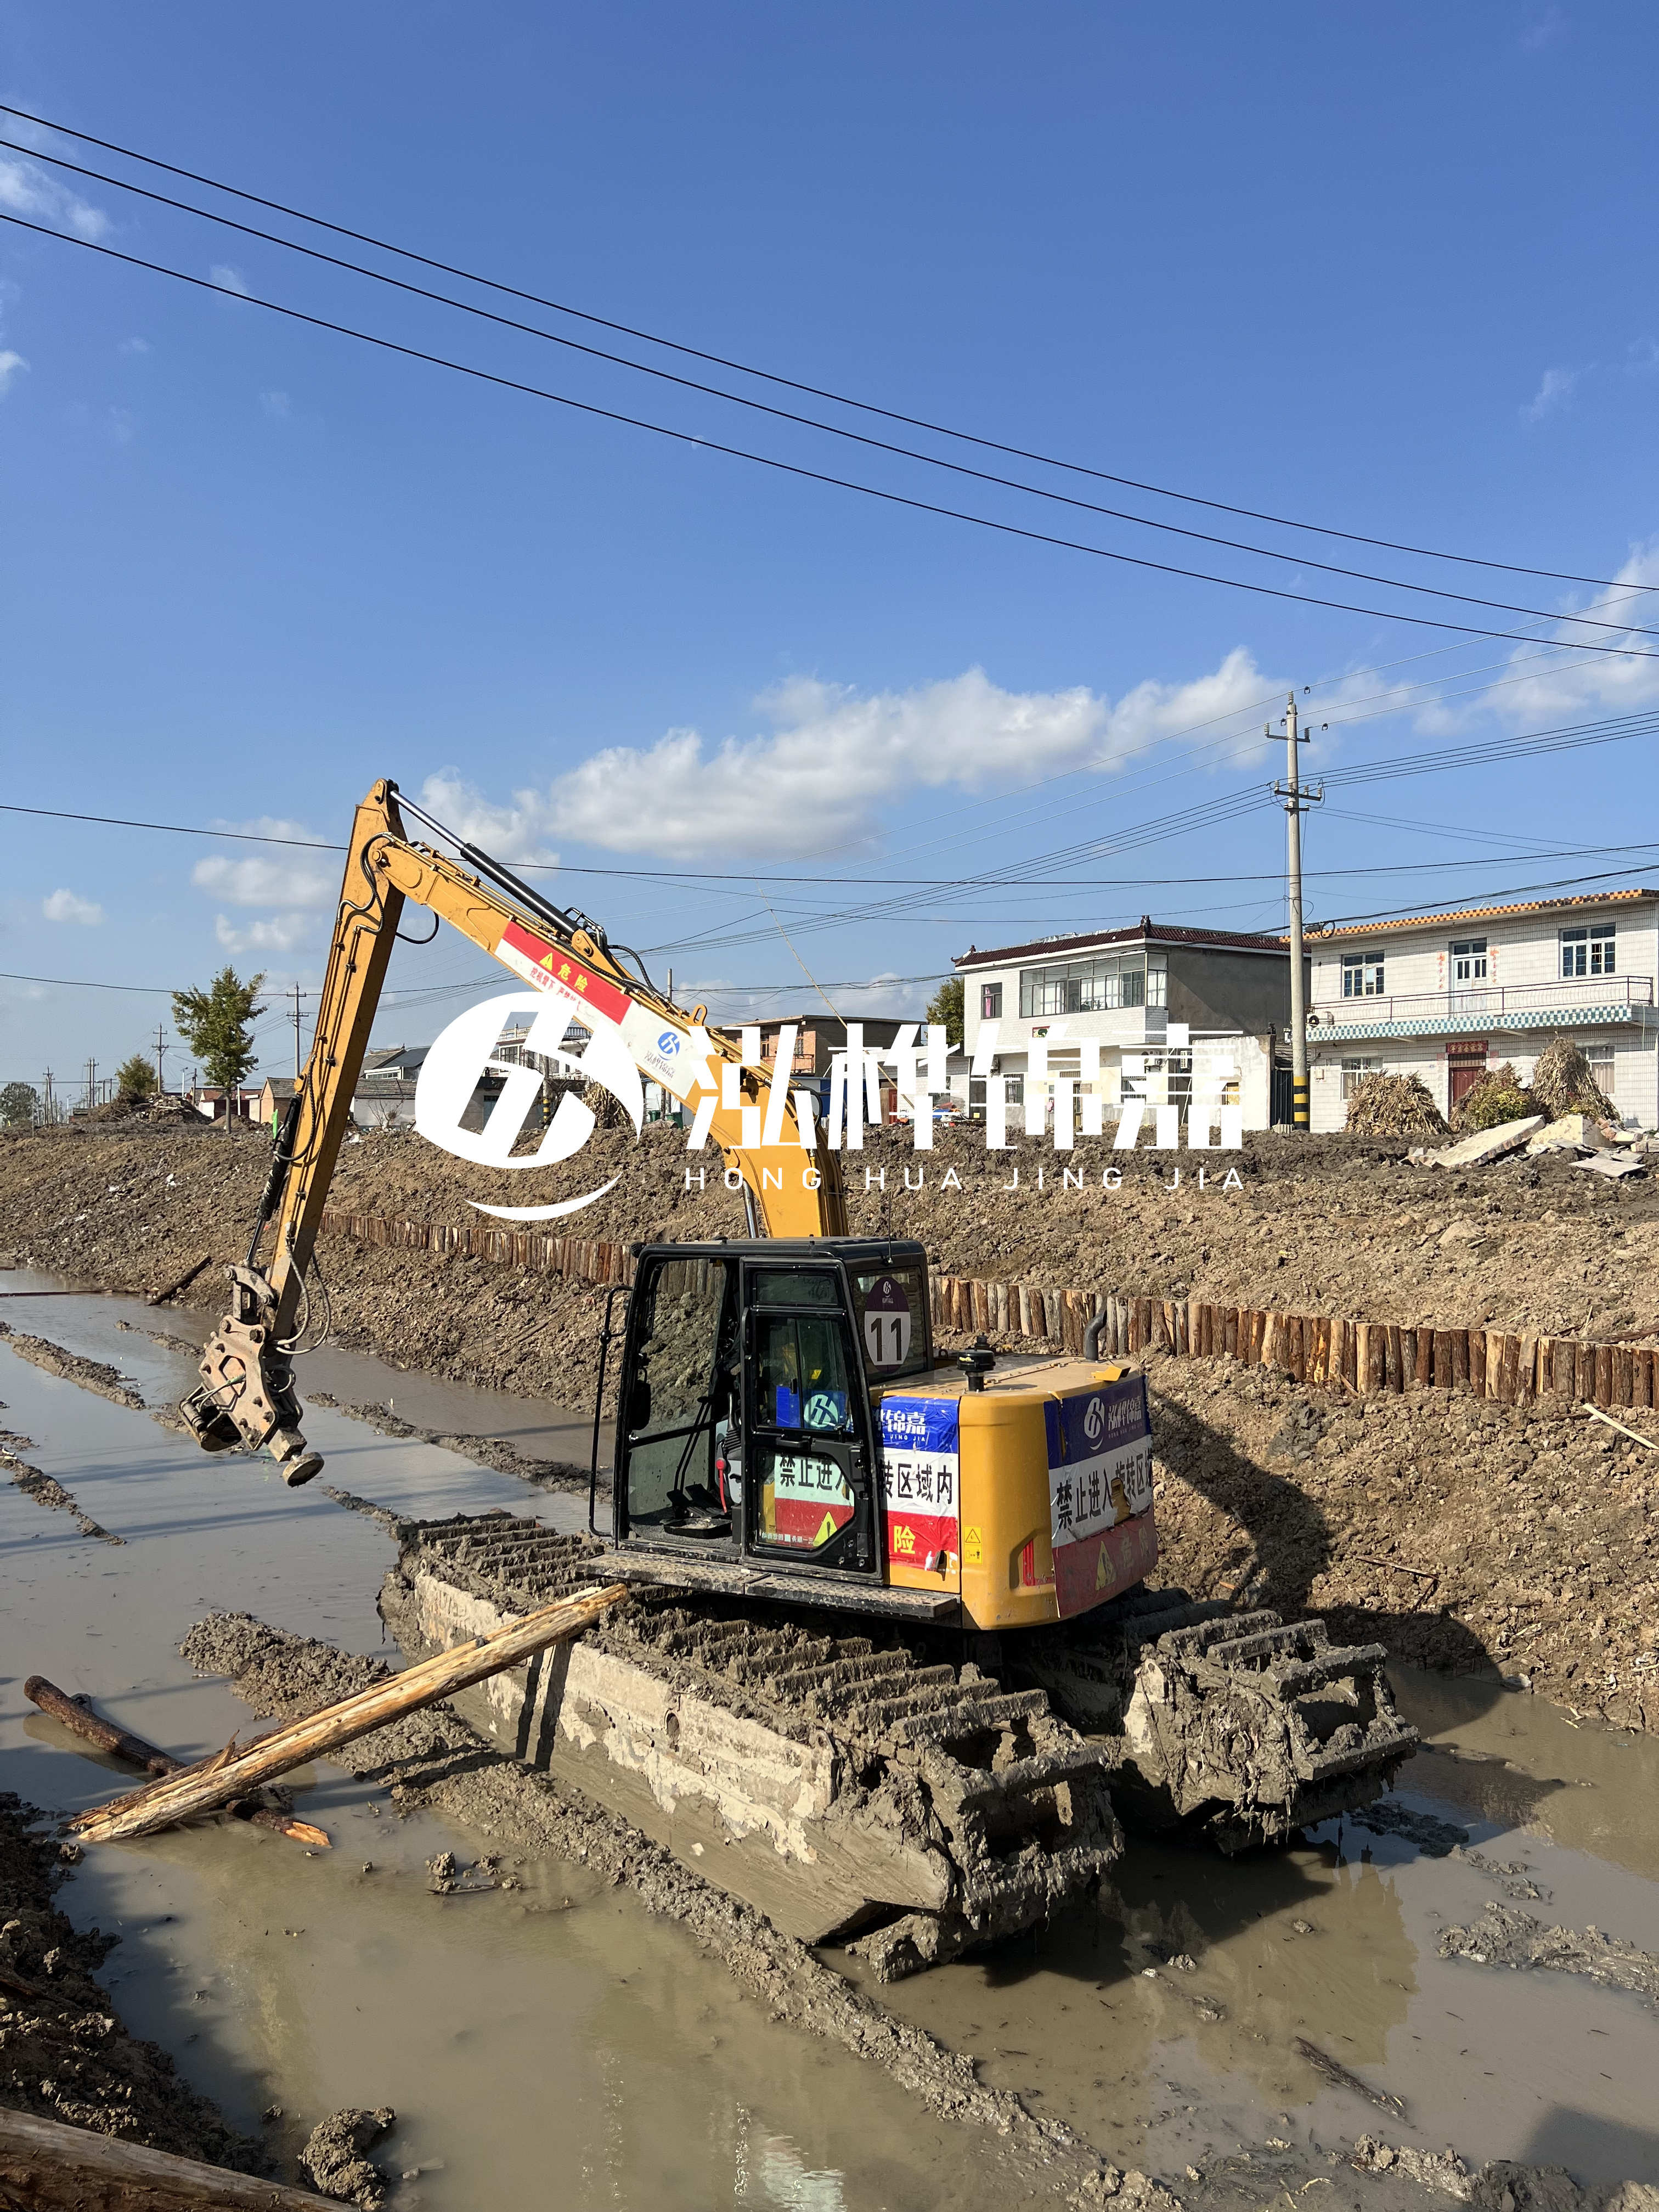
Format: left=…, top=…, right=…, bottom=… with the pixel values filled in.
left=24, top=1678, right=327, bottom=1849
left=0, top=2106, right=342, bottom=2211
left=74, top=1584, right=625, bottom=1845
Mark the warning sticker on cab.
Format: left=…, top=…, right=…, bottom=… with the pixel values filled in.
left=878, top=1396, right=960, bottom=1568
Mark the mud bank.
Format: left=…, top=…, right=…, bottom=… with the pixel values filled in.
left=0, top=1793, right=262, bottom=2172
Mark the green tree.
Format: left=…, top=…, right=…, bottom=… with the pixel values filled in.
left=924, top=973, right=964, bottom=1045
left=115, top=1052, right=157, bottom=1100
left=0, top=1081, right=39, bottom=1127
left=172, top=967, right=266, bottom=1132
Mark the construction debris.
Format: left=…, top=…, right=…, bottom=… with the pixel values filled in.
left=1421, top=1116, right=1544, bottom=1169
left=1527, top=1113, right=1615, bottom=1156
left=71, top=1583, right=625, bottom=1845
left=1344, top=1073, right=1449, bottom=1138
left=23, top=1675, right=328, bottom=1848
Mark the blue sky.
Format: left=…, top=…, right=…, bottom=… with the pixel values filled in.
left=4, top=2, right=1659, bottom=1092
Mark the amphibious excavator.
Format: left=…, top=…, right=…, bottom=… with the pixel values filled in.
left=182, top=778, right=1415, bottom=1975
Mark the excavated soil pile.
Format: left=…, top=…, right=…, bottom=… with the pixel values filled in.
left=0, top=1792, right=262, bottom=2171
left=1126, top=1351, right=1659, bottom=1735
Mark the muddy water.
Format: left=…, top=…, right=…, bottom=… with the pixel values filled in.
left=0, top=1285, right=1020, bottom=2210
left=7, top=1280, right=1659, bottom=2196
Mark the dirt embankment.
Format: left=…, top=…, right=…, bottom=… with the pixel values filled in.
left=6, top=1118, right=1659, bottom=1342
left=1130, top=1350, right=1659, bottom=1735
left=0, top=1793, right=263, bottom=2172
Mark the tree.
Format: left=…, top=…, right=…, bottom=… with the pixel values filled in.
left=115, top=1053, right=157, bottom=1101
left=925, top=974, right=964, bottom=1045
left=172, top=968, right=266, bottom=1132
left=0, top=1081, right=39, bottom=1128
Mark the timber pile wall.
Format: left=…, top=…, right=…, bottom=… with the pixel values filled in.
left=314, top=1208, right=1656, bottom=1415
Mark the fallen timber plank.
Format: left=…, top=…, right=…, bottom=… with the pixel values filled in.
left=0, top=2105, right=341, bottom=2211
left=24, top=1676, right=329, bottom=1848
left=72, top=1583, right=626, bottom=1844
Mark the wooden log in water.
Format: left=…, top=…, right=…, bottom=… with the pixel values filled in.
left=73, top=1584, right=626, bottom=1845
left=24, top=1676, right=328, bottom=1848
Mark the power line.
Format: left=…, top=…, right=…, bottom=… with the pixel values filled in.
left=8, top=204, right=1659, bottom=664
left=9, top=135, right=1658, bottom=643
left=5, top=98, right=1648, bottom=600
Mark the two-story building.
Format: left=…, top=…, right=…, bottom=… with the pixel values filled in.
left=1308, top=888, right=1659, bottom=1132
left=954, top=920, right=1296, bottom=1130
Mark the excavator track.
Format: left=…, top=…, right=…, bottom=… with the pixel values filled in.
left=380, top=1513, right=1122, bottom=1980
left=1021, top=1592, right=1420, bottom=1851
left=380, top=1515, right=1417, bottom=1972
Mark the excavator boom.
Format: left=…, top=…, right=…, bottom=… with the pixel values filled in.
left=179, top=777, right=845, bottom=1479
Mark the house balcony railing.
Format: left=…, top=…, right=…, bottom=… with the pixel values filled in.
left=1311, top=972, right=1653, bottom=1037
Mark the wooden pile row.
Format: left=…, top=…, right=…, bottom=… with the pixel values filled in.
left=929, top=1272, right=1659, bottom=1411
left=315, top=1209, right=635, bottom=1285
left=313, top=1210, right=1657, bottom=1415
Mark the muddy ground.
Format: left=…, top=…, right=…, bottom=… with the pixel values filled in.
left=0, top=1793, right=264, bottom=2172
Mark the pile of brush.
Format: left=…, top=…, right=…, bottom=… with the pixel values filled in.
left=1450, top=1061, right=1536, bottom=1134
left=1531, top=1035, right=1617, bottom=1123
left=1344, top=1072, right=1450, bottom=1137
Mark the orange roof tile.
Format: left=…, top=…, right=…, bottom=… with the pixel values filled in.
left=1312, top=887, right=1659, bottom=942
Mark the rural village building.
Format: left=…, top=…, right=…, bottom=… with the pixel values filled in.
left=1308, top=888, right=1659, bottom=1132
left=955, top=921, right=1295, bottom=1131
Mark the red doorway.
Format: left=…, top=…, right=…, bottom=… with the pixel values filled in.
left=1447, top=1044, right=1487, bottom=1110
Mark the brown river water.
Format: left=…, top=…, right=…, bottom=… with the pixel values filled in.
left=4, top=1275, right=1659, bottom=2205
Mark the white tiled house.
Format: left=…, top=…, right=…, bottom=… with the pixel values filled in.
left=955, top=920, right=1293, bottom=1130
left=1308, top=890, right=1659, bottom=1133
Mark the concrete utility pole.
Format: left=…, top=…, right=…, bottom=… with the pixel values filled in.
left=291, top=982, right=303, bottom=1079
left=1271, top=693, right=1323, bottom=1130
left=84, top=1057, right=97, bottom=1113
left=154, top=1025, right=168, bottom=1096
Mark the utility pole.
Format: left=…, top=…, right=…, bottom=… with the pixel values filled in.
left=1271, top=692, right=1323, bottom=1131
left=291, top=982, right=303, bottom=1079
left=42, top=1068, right=53, bottom=1124
left=84, top=1057, right=97, bottom=1113
left=154, top=1024, right=168, bottom=1096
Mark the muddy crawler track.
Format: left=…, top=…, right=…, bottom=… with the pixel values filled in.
left=391, top=1514, right=1125, bottom=1977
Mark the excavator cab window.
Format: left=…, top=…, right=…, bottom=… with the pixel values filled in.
left=743, top=1263, right=874, bottom=1572
left=618, top=1253, right=738, bottom=1539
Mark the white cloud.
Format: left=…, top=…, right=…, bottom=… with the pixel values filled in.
left=1522, top=366, right=1579, bottom=424
left=0, top=151, right=108, bottom=240
left=42, top=888, right=103, bottom=925
left=118, top=336, right=150, bottom=357
left=259, top=390, right=290, bottom=419
left=215, top=912, right=311, bottom=954
left=210, top=264, right=251, bottom=297
left=1519, top=7, right=1565, bottom=53
left=193, top=854, right=335, bottom=909
left=106, top=405, right=133, bottom=444
left=0, top=349, right=25, bottom=396
left=424, top=652, right=1280, bottom=865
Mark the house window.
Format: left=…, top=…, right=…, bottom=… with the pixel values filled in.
left=980, top=981, right=1002, bottom=1020
left=1018, top=953, right=1148, bottom=1017
left=1587, top=1042, right=1616, bottom=1096
left=1340, top=1056, right=1382, bottom=1100
left=1341, top=949, right=1386, bottom=998
left=1147, top=954, right=1167, bottom=1007
left=1450, top=938, right=1487, bottom=984
left=1561, top=923, right=1616, bottom=978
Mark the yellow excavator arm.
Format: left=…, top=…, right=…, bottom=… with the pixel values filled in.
left=180, top=776, right=847, bottom=1481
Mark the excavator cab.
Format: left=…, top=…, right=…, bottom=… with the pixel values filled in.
left=612, top=1238, right=934, bottom=1585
